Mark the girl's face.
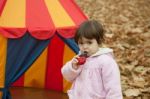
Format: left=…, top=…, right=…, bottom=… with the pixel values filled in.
left=78, top=37, right=99, bottom=56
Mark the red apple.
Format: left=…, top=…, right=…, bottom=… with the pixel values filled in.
left=77, top=56, right=86, bottom=65
left=77, top=51, right=88, bottom=65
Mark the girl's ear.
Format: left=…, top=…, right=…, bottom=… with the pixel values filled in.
left=98, top=44, right=102, bottom=47
left=98, top=39, right=101, bottom=45
left=101, top=43, right=107, bottom=48
left=98, top=42, right=103, bottom=47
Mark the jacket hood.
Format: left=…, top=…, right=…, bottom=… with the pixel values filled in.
left=91, top=48, right=113, bottom=57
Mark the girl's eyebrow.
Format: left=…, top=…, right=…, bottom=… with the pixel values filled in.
left=85, top=39, right=92, bottom=41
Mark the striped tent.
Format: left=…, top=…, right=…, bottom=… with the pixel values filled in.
left=0, top=0, right=87, bottom=99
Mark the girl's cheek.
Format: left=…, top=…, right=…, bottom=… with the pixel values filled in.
left=79, top=46, right=83, bottom=50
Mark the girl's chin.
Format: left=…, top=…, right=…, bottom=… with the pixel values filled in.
left=87, top=53, right=91, bottom=57
left=88, top=52, right=97, bottom=56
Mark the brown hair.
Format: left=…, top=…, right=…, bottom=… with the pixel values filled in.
left=74, top=20, right=105, bottom=44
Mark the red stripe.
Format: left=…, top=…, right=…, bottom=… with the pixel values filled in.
left=60, top=0, right=87, bottom=25
left=11, top=75, right=24, bottom=87
left=0, top=0, right=7, bottom=16
left=26, top=0, right=55, bottom=40
left=0, top=28, right=26, bottom=38
left=57, top=26, right=77, bottom=38
left=45, top=34, right=64, bottom=91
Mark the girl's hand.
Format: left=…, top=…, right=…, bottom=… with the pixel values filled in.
left=72, top=53, right=87, bottom=70
left=72, top=56, right=80, bottom=70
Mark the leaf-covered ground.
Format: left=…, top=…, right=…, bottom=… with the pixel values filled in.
left=75, top=0, right=150, bottom=98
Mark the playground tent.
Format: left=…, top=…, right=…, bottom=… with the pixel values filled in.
left=0, top=0, right=87, bottom=99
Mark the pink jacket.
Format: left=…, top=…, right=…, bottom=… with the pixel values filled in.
left=61, top=48, right=123, bottom=99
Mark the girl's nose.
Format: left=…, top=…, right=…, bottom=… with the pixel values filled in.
left=83, top=44, right=88, bottom=49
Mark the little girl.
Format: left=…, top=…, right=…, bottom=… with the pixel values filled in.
left=61, top=20, right=123, bottom=99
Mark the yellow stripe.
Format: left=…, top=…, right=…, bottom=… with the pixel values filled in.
left=0, top=0, right=25, bottom=27
left=0, top=34, right=7, bottom=88
left=45, top=0, right=75, bottom=27
left=24, top=48, right=48, bottom=88
left=63, top=44, right=76, bottom=93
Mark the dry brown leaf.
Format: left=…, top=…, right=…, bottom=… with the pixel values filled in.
left=124, top=89, right=141, bottom=97
left=134, top=66, right=146, bottom=74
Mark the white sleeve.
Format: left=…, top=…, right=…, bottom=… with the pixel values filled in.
left=61, top=60, right=82, bottom=82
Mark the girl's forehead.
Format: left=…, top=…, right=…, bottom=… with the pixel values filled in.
left=78, top=37, right=94, bottom=42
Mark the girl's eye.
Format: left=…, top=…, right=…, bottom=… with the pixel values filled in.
left=78, top=42, right=83, bottom=45
left=87, top=41, right=92, bottom=44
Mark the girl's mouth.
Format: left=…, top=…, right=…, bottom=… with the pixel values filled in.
left=81, top=51, right=88, bottom=57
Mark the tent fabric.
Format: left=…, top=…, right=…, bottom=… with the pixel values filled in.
left=0, top=0, right=6, bottom=16
left=0, top=33, right=78, bottom=99
left=3, top=33, right=50, bottom=99
left=58, top=34, right=79, bottom=53
left=0, top=0, right=87, bottom=39
left=11, top=34, right=78, bottom=91
left=0, top=0, right=87, bottom=98
left=0, top=34, right=7, bottom=88
left=6, top=33, right=50, bottom=85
